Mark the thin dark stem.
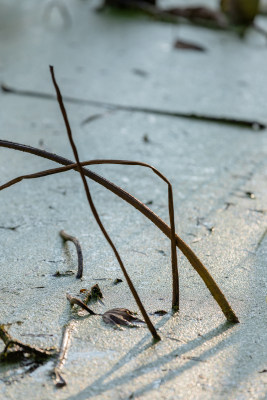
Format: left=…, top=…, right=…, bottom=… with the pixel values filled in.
left=59, top=230, right=83, bottom=279
left=0, top=159, right=179, bottom=309
left=1, top=83, right=265, bottom=130
left=0, top=139, right=239, bottom=323
left=49, top=66, right=160, bottom=340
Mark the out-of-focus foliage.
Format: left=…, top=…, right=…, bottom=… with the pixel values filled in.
left=220, top=0, right=259, bottom=24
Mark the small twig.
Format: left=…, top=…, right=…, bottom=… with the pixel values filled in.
left=52, top=320, right=76, bottom=388
left=0, top=225, right=20, bottom=231
left=52, top=295, right=97, bottom=387
left=59, top=230, right=83, bottom=279
left=0, top=139, right=239, bottom=323
left=2, top=83, right=264, bottom=130
left=50, top=66, right=160, bottom=340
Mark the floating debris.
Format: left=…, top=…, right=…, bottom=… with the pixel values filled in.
left=245, top=191, right=255, bottom=199
left=174, top=39, right=206, bottom=52
left=132, top=68, right=149, bottom=77
left=83, top=284, right=103, bottom=304
left=53, top=270, right=74, bottom=277
left=113, top=278, right=123, bottom=285
left=102, top=308, right=144, bottom=327
left=152, top=310, right=168, bottom=316
left=143, top=133, right=150, bottom=143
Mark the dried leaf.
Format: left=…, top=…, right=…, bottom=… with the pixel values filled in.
left=83, top=284, right=103, bottom=304
left=152, top=310, right=168, bottom=316
left=102, top=308, right=144, bottom=327
left=174, top=39, right=206, bottom=52
left=245, top=191, right=255, bottom=199
left=104, top=0, right=156, bottom=8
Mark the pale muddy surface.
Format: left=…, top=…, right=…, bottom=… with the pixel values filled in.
left=0, top=1, right=267, bottom=399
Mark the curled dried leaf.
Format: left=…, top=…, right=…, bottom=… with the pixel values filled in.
left=102, top=308, right=144, bottom=327
left=83, top=284, right=104, bottom=305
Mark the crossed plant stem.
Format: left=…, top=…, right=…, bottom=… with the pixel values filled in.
left=0, top=67, right=239, bottom=341
left=1, top=159, right=179, bottom=309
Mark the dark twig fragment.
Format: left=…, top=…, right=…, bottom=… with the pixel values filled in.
left=2, top=83, right=264, bottom=130
left=52, top=320, right=76, bottom=388
left=113, top=278, right=123, bottom=285
left=0, top=225, right=20, bottom=231
left=53, top=270, right=74, bottom=277
left=165, top=5, right=226, bottom=26
left=66, top=293, right=97, bottom=315
left=174, top=39, right=206, bottom=52
left=60, top=230, right=83, bottom=279
left=152, top=310, right=168, bottom=316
